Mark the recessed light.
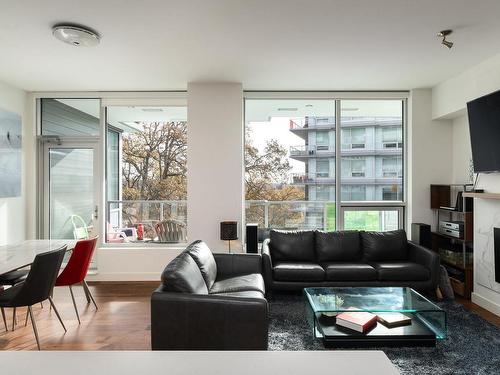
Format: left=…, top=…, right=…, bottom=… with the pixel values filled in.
left=305, top=104, right=314, bottom=108
left=341, top=107, right=359, bottom=111
left=52, top=25, right=101, bottom=47
left=141, top=108, right=164, bottom=113
left=277, top=108, right=298, bottom=111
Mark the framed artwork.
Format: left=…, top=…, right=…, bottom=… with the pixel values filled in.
left=0, top=107, right=22, bottom=197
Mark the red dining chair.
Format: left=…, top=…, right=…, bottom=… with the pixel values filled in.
left=55, top=237, right=98, bottom=324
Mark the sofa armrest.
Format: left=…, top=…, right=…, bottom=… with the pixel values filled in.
left=151, top=288, right=268, bottom=350
left=408, top=241, right=440, bottom=288
left=262, top=239, right=273, bottom=290
left=213, top=253, right=262, bottom=279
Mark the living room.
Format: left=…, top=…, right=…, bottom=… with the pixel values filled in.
left=0, top=1, right=499, bottom=374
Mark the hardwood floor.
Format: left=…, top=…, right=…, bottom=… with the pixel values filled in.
left=1, top=282, right=498, bottom=350
left=0, top=282, right=157, bottom=350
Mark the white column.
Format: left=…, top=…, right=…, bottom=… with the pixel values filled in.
left=187, top=82, right=244, bottom=252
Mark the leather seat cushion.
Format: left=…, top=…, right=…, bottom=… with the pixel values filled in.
left=273, top=262, right=325, bottom=282
left=373, top=262, right=430, bottom=281
left=161, top=252, right=209, bottom=294
left=209, top=273, right=265, bottom=295
left=185, top=240, right=217, bottom=289
left=269, top=230, right=316, bottom=262
left=323, top=262, right=377, bottom=281
left=315, top=231, right=361, bottom=262
left=361, top=229, right=409, bottom=262
left=210, top=290, right=265, bottom=300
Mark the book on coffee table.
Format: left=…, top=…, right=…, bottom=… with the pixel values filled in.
left=336, top=310, right=377, bottom=333
left=377, top=313, right=412, bottom=328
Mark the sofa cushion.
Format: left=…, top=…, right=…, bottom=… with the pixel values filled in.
left=315, top=231, right=361, bottom=262
left=161, top=252, right=208, bottom=294
left=209, top=290, right=266, bottom=300
left=273, top=262, right=325, bottom=282
left=322, top=262, right=377, bottom=281
left=373, top=262, right=430, bottom=281
left=269, top=230, right=316, bottom=262
left=361, top=229, right=408, bottom=262
left=185, top=240, right=217, bottom=289
left=209, top=273, right=265, bottom=295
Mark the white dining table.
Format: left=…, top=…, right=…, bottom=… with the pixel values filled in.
left=0, top=239, right=77, bottom=276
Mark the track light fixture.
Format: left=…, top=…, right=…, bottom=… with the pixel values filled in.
left=437, top=30, right=453, bottom=49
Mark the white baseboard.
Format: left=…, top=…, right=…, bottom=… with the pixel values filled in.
left=471, top=292, right=500, bottom=317
left=86, top=272, right=160, bottom=282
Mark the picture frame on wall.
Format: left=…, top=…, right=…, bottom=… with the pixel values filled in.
left=0, top=106, right=22, bottom=198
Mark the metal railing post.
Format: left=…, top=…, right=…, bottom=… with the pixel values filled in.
left=264, top=201, right=269, bottom=229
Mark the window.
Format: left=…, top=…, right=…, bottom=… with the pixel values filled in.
left=105, top=105, right=188, bottom=244
left=316, top=131, right=330, bottom=150
left=316, top=159, right=329, bottom=177
left=244, top=96, right=405, bottom=233
left=41, top=99, right=100, bottom=136
left=342, top=127, right=365, bottom=149
left=244, top=99, right=336, bottom=231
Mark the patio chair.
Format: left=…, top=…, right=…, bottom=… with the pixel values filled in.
left=154, top=220, right=187, bottom=243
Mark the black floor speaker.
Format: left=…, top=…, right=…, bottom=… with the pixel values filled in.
left=246, top=223, right=258, bottom=254
left=411, top=223, right=432, bottom=249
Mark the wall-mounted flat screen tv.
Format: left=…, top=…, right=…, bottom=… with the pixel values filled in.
left=467, top=89, right=500, bottom=173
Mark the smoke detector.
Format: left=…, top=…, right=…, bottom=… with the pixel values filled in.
left=52, top=25, right=101, bottom=47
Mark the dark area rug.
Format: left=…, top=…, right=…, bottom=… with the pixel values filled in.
left=268, top=292, right=500, bottom=375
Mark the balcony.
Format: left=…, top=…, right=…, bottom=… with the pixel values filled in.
left=106, top=200, right=187, bottom=244
left=245, top=200, right=336, bottom=231
left=289, top=118, right=336, bottom=139
left=289, top=145, right=335, bottom=160
left=291, top=173, right=336, bottom=185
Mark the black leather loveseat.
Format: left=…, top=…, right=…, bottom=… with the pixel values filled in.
left=151, top=240, right=268, bottom=350
left=262, top=229, right=439, bottom=292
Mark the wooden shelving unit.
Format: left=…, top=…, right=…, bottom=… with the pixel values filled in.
left=463, top=192, right=500, bottom=199
left=430, top=184, right=474, bottom=299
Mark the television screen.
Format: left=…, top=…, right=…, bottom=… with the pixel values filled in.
left=467, top=89, right=500, bottom=173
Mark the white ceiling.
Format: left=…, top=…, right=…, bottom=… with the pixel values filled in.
left=1, top=0, right=500, bottom=92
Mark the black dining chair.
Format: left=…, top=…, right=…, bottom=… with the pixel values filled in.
left=0, top=246, right=67, bottom=350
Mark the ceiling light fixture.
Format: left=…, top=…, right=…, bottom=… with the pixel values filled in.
left=52, top=25, right=101, bottom=47
left=277, top=108, right=298, bottom=111
left=437, top=29, right=453, bottom=49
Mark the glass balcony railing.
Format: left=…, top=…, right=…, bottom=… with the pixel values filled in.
left=106, top=200, right=187, bottom=244
left=245, top=200, right=336, bottom=232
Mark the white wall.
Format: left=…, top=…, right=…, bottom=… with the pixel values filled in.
left=433, top=55, right=500, bottom=316
left=0, top=81, right=27, bottom=245
left=407, top=89, right=453, bottom=233
left=187, top=82, right=244, bottom=253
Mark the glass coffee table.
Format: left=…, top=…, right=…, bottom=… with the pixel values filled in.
left=304, top=287, right=446, bottom=347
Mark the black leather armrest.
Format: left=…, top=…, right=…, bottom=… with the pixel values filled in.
left=213, top=253, right=262, bottom=279
left=408, top=241, right=440, bottom=288
left=261, top=239, right=273, bottom=290
left=151, top=288, right=268, bottom=350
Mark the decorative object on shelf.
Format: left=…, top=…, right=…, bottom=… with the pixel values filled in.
left=220, top=221, right=238, bottom=253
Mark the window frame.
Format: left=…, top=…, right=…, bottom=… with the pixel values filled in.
left=243, top=92, right=408, bottom=232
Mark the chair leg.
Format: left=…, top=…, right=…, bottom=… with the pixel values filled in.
left=82, top=282, right=91, bottom=303
left=68, top=286, right=80, bottom=324
left=48, top=297, right=67, bottom=332
left=83, top=280, right=98, bottom=310
left=27, top=306, right=40, bottom=351
left=1, top=307, right=7, bottom=331
left=12, top=307, right=16, bottom=331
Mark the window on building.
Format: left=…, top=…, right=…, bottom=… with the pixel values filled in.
left=105, top=105, right=188, bottom=244
left=343, top=157, right=366, bottom=178
left=316, top=131, right=330, bottom=150
left=342, top=185, right=366, bottom=201
left=316, top=159, right=330, bottom=177
left=382, top=157, right=401, bottom=177
left=316, top=186, right=331, bottom=201
left=382, top=126, right=403, bottom=149
left=342, top=127, right=366, bottom=149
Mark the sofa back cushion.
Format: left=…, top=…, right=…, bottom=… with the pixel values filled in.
left=315, top=230, right=361, bottom=262
left=185, top=240, right=217, bottom=289
left=269, top=230, right=315, bottom=262
left=361, top=229, right=408, bottom=262
left=161, top=252, right=208, bottom=294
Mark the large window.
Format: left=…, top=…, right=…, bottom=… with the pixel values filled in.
left=105, top=105, right=188, bottom=244
left=244, top=96, right=405, bottom=233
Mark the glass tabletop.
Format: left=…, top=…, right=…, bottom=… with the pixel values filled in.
left=304, top=287, right=443, bottom=314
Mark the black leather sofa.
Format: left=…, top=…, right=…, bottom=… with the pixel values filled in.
left=262, top=229, right=439, bottom=292
left=151, top=240, right=268, bottom=350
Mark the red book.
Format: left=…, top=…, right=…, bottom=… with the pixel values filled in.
left=336, top=311, right=377, bottom=333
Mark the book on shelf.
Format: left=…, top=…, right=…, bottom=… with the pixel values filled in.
left=335, top=310, right=377, bottom=333
left=377, top=313, right=412, bottom=328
